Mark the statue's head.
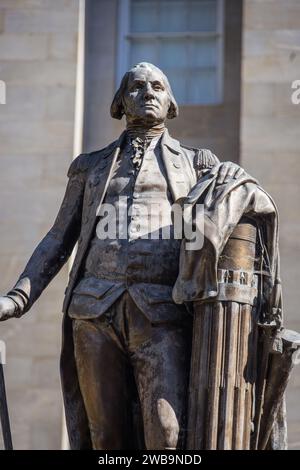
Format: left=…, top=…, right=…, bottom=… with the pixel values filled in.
left=111, top=62, right=178, bottom=125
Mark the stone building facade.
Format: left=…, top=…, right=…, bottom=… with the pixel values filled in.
left=0, top=0, right=299, bottom=449
left=0, top=0, right=79, bottom=449
left=241, top=0, right=300, bottom=449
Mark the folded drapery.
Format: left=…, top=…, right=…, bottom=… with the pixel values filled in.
left=173, top=164, right=281, bottom=326
left=173, top=165, right=293, bottom=449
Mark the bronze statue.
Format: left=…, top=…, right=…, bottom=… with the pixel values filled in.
left=0, top=62, right=299, bottom=450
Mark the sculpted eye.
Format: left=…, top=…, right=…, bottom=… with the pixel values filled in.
left=153, top=83, right=164, bottom=91
left=132, top=82, right=144, bottom=91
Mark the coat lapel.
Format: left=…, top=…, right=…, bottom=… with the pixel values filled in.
left=64, top=136, right=126, bottom=313
left=84, top=130, right=193, bottom=229
left=87, top=132, right=126, bottom=220
left=87, top=129, right=192, bottom=214
left=78, top=132, right=126, bottom=264
left=161, top=129, right=194, bottom=203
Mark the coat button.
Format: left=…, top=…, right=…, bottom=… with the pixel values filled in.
left=173, top=162, right=181, bottom=169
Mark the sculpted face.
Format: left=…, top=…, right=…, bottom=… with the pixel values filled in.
left=122, top=67, right=171, bottom=126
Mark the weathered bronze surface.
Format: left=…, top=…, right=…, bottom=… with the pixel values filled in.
left=0, top=62, right=299, bottom=450
left=187, top=219, right=258, bottom=450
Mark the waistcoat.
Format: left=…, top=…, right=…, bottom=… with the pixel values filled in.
left=83, top=135, right=181, bottom=286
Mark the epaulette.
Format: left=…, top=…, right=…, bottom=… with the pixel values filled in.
left=181, top=143, right=198, bottom=153
left=194, top=149, right=219, bottom=171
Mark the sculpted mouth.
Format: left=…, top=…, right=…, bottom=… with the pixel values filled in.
left=143, top=103, right=158, bottom=109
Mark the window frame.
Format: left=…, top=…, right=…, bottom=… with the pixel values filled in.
left=116, top=0, right=224, bottom=105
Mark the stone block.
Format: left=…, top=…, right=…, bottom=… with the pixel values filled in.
left=280, top=253, right=300, bottom=328
left=32, top=357, right=60, bottom=388
left=244, top=0, right=300, bottom=30
left=241, top=115, right=300, bottom=153
left=243, top=30, right=274, bottom=57
left=28, top=388, right=62, bottom=449
left=257, top=183, right=300, bottom=224
left=48, top=33, right=77, bottom=61
left=244, top=30, right=300, bottom=58
left=45, top=85, right=75, bottom=121
left=0, top=10, right=5, bottom=33
left=287, top=386, right=300, bottom=421
left=4, top=357, right=32, bottom=389
left=274, top=82, right=300, bottom=117
left=0, top=0, right=76, bottom=9
left=0, top=60, right=77, bottom=87
left=32, top=272, right=68, bottom=318
left=0, top=254, right=29, bottom=292
left=0, top=218, right=41, bottom=257
left=0, top=120, right=74, bottom=155
left=243, top=53, right=300, bottom=84
left=242, top=83, right=275, bottom=117
left=7, top=422, right=30, bottom=450
left=288, top=368, right=300, bottom=391
left=0, top=33, right=48, bottom=61
left=242, top=82, right=300, bottom=119
left=4, top=9, right=78, bottom=34
left=6, top=388, right=62, bottom=449
left=2, top=317, right=61, bottom=358
left=240, top=150, right=300, bottom=186
left=0, top=1, right=78, bottom=450
left=0, top=153, right=43, bottom=190
left=0, top=84, right=48, bottom=121
left=25, top=294, right=65, bottom=325
left=41, top=151, right=72, bottom=187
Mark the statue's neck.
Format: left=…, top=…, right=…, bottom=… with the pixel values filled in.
left=126, top=121, right=165, bottom=140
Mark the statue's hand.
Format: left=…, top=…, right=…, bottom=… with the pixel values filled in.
left=216, top=162, right=245, bottom=185
left=0, top=296, right=18, bottom=322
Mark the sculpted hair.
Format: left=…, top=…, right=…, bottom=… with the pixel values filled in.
left=110, top=62, right=179, bottom=120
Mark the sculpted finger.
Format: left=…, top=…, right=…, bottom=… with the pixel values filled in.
left=234, top=167, right=244, bottom=179
left=224, top=167, right=237, bottom=183
left=216, top=167, right=228, bottom=185
left=210, top=165, right=219, bottom=176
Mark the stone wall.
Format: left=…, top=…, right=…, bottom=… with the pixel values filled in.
left=0, top=0, right=79, bottom=449
left=83, top=0, right=243, bottom=164
left=241, top=0, right=300, bottom=449
left=1, top=0, right=299, bottom=450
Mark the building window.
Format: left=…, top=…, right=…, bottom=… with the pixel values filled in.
left=117, top=0, right=224, bottom=105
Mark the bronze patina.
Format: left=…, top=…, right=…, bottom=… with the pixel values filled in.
left=1, top=63, right=299, bottom=450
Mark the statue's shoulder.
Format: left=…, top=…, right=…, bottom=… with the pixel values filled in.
left=180, top=143, right=220, bottom=171
left=67, top=140, right=118, bottom=177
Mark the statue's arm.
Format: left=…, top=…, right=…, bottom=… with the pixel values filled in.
left=0, top=154, right=88, bottom=320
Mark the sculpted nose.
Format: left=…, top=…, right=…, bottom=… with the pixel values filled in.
left=144, top=83, right=154, bottom=100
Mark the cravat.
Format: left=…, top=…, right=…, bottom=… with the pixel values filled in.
left=130, top=136, right=151, bottom=174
